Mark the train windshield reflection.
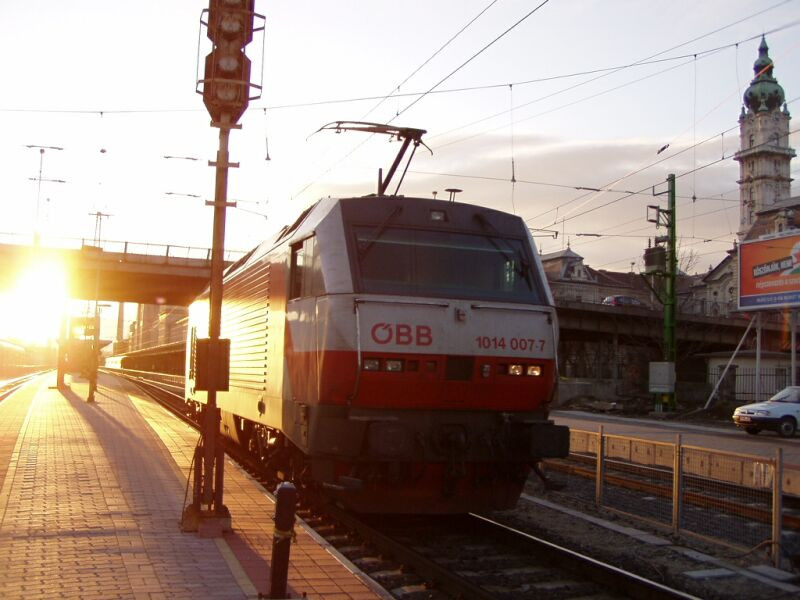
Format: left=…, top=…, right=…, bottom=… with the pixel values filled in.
left=354, top=226, right=544, bottom=303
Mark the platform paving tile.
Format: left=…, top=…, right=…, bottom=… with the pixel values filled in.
left=123, top=376, right=387, bottom=599
left=0, top=372, right=386, bottom=599
left=0, top=374, right=249, bottom=599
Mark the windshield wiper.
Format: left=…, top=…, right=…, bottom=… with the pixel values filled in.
left=358, top=205, right=403, bottom=258
left=473, top=213, right=533, bottom=291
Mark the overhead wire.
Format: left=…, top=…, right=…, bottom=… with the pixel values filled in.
left=404, top=168, right=740, bottom=202
left=287, top=0, right=505, bottom=200
left=570, top=201, right=740, bottom=252
left=0, top=19, right=794, bottom=124
left=394, top=0, right=552, bottom=120
left=526, top=123, right=740, bottom=225
left=509, top=83, right=516, bottom=214
left=468, top=36, right=796, bottom=229
left=460, top=23, right=800, bottom=240
left=359, top=0, right=501, bottom=121
left=428, top=14, right=800, bottom=146
left=539, top=124, right=799, bottom=232
left=531, top=87, right=798, bottom=229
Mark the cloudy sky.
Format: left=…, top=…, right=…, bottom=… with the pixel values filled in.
left=2, top=0, right=799, bottom=276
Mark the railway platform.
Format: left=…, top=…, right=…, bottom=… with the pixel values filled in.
left=0, top=372, right=387, bottom=599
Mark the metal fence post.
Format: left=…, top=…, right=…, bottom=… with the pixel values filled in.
left=773, top=447, right=783, bottom=568
left=595, top=426, right=604, bottom=508
left=672, top=434, right=682, bottom=535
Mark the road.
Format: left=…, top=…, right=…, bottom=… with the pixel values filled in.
left=552, top=410, right=800, bottom=466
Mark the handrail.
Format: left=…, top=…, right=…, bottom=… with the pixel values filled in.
left=0, top=232, right=247, bottom=262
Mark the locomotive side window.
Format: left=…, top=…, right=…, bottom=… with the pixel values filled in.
left=353, top=226, right=544, bottom=303
left=290, top=235, right=325, bottom=299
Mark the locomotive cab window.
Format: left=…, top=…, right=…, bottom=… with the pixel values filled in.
left=352, top=226, right=544, bottom=303
left=290, top=235, right=325, bottom=299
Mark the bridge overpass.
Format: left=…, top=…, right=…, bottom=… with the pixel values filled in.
left=555, top=299, right=777, bottom=349
left=0, top=238, right=244, bottom=306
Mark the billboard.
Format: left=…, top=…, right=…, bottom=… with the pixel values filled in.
left=739, top=232, right=800, bottom=310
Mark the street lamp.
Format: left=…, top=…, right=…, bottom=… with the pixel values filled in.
left=25, top=144, right=65, bottom=245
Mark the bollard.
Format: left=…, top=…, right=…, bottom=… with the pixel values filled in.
left=269, top=482, right=297, bottom=599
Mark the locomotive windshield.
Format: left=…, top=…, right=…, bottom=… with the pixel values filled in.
left=353, top=226, right=545, bottom=303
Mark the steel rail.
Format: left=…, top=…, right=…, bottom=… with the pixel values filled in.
left=470, top=513, right=701, bottom=599
left=0, top=370, right=49, bottom=401
left=325, top=503, right=495, bottom=600
left=324, top=502, right=698, bottom=599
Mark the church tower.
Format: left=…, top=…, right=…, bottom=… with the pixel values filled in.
left=734, top=36, right=795, bottom=238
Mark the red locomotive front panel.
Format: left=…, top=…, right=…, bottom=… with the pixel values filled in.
left=311, top=297, right=557, bottom=412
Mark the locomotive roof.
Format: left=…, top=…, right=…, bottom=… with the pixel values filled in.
left=227, top=195, right=532, bottom=275
left=292, top=196, right=527, bottom=239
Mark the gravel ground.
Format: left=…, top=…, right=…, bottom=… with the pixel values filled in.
left=487, top=473, right=800, bottom=600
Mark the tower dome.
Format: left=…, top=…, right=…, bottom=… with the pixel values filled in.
left=743, top=36, right=785, bottom=112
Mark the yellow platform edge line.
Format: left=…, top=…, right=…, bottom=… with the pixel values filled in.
left=215, top=537, right=261, bottom=599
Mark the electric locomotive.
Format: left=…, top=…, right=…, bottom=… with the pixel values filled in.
left=186, top=122, right=568, bottom=513
left=186, top=193, right=569, bottom=513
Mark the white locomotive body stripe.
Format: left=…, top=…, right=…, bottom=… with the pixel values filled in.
left=287, top=295, right=556, bottom=359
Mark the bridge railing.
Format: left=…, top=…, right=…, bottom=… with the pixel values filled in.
left=0, top=232, right=246, bottom=263
left=554, top=295, right=772, bottom=322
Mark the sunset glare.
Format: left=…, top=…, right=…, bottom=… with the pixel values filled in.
left=0, top=258, right=67, bottom=345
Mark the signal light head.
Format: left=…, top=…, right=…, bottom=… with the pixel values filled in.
left=202, top=50, right=251, bottom=123
left=220, top=15, right=243, bottom=36
left=217, top=53, right=241, bottom=72
left=207, top=0, right=255, bottom=45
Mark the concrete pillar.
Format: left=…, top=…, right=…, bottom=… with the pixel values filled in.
left=116, top=302, right=125, bottom=343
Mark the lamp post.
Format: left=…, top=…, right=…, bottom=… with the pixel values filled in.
left=25, top=144, right=65, bottom=245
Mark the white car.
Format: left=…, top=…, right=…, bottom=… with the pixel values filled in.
left=733, top=386, right=800, bottom=438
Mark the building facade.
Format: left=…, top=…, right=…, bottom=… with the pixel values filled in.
left=735, top=36, right=795, bottom=236
left=688, top=36, right=796, bottom=318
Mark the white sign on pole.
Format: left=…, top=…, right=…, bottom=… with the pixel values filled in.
left=649, top=361, right=675, bottom=393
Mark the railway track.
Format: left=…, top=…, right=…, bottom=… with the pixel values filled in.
left=0, top=370, right=48, bottom=401
left=314, top=506, right=699, bottom=599
left=110, top=368, right=698, bottom=599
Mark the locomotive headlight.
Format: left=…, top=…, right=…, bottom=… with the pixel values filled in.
left=481, top=364, right=491, bottom=378
left=430, top=209, right=447, bottom=221
left=363, top=359, right=380, bottom=371
left=508, top=364, right=523, bottom=376
left=384, top=359, right=404, bottom=372
left=526, top=365, right=542, bottom=377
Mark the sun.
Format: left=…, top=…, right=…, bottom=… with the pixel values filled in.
left=0, top=257, right=68, bottom=346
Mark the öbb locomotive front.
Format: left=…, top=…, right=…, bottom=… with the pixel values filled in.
left=186, top=195, right=569, bottom=513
